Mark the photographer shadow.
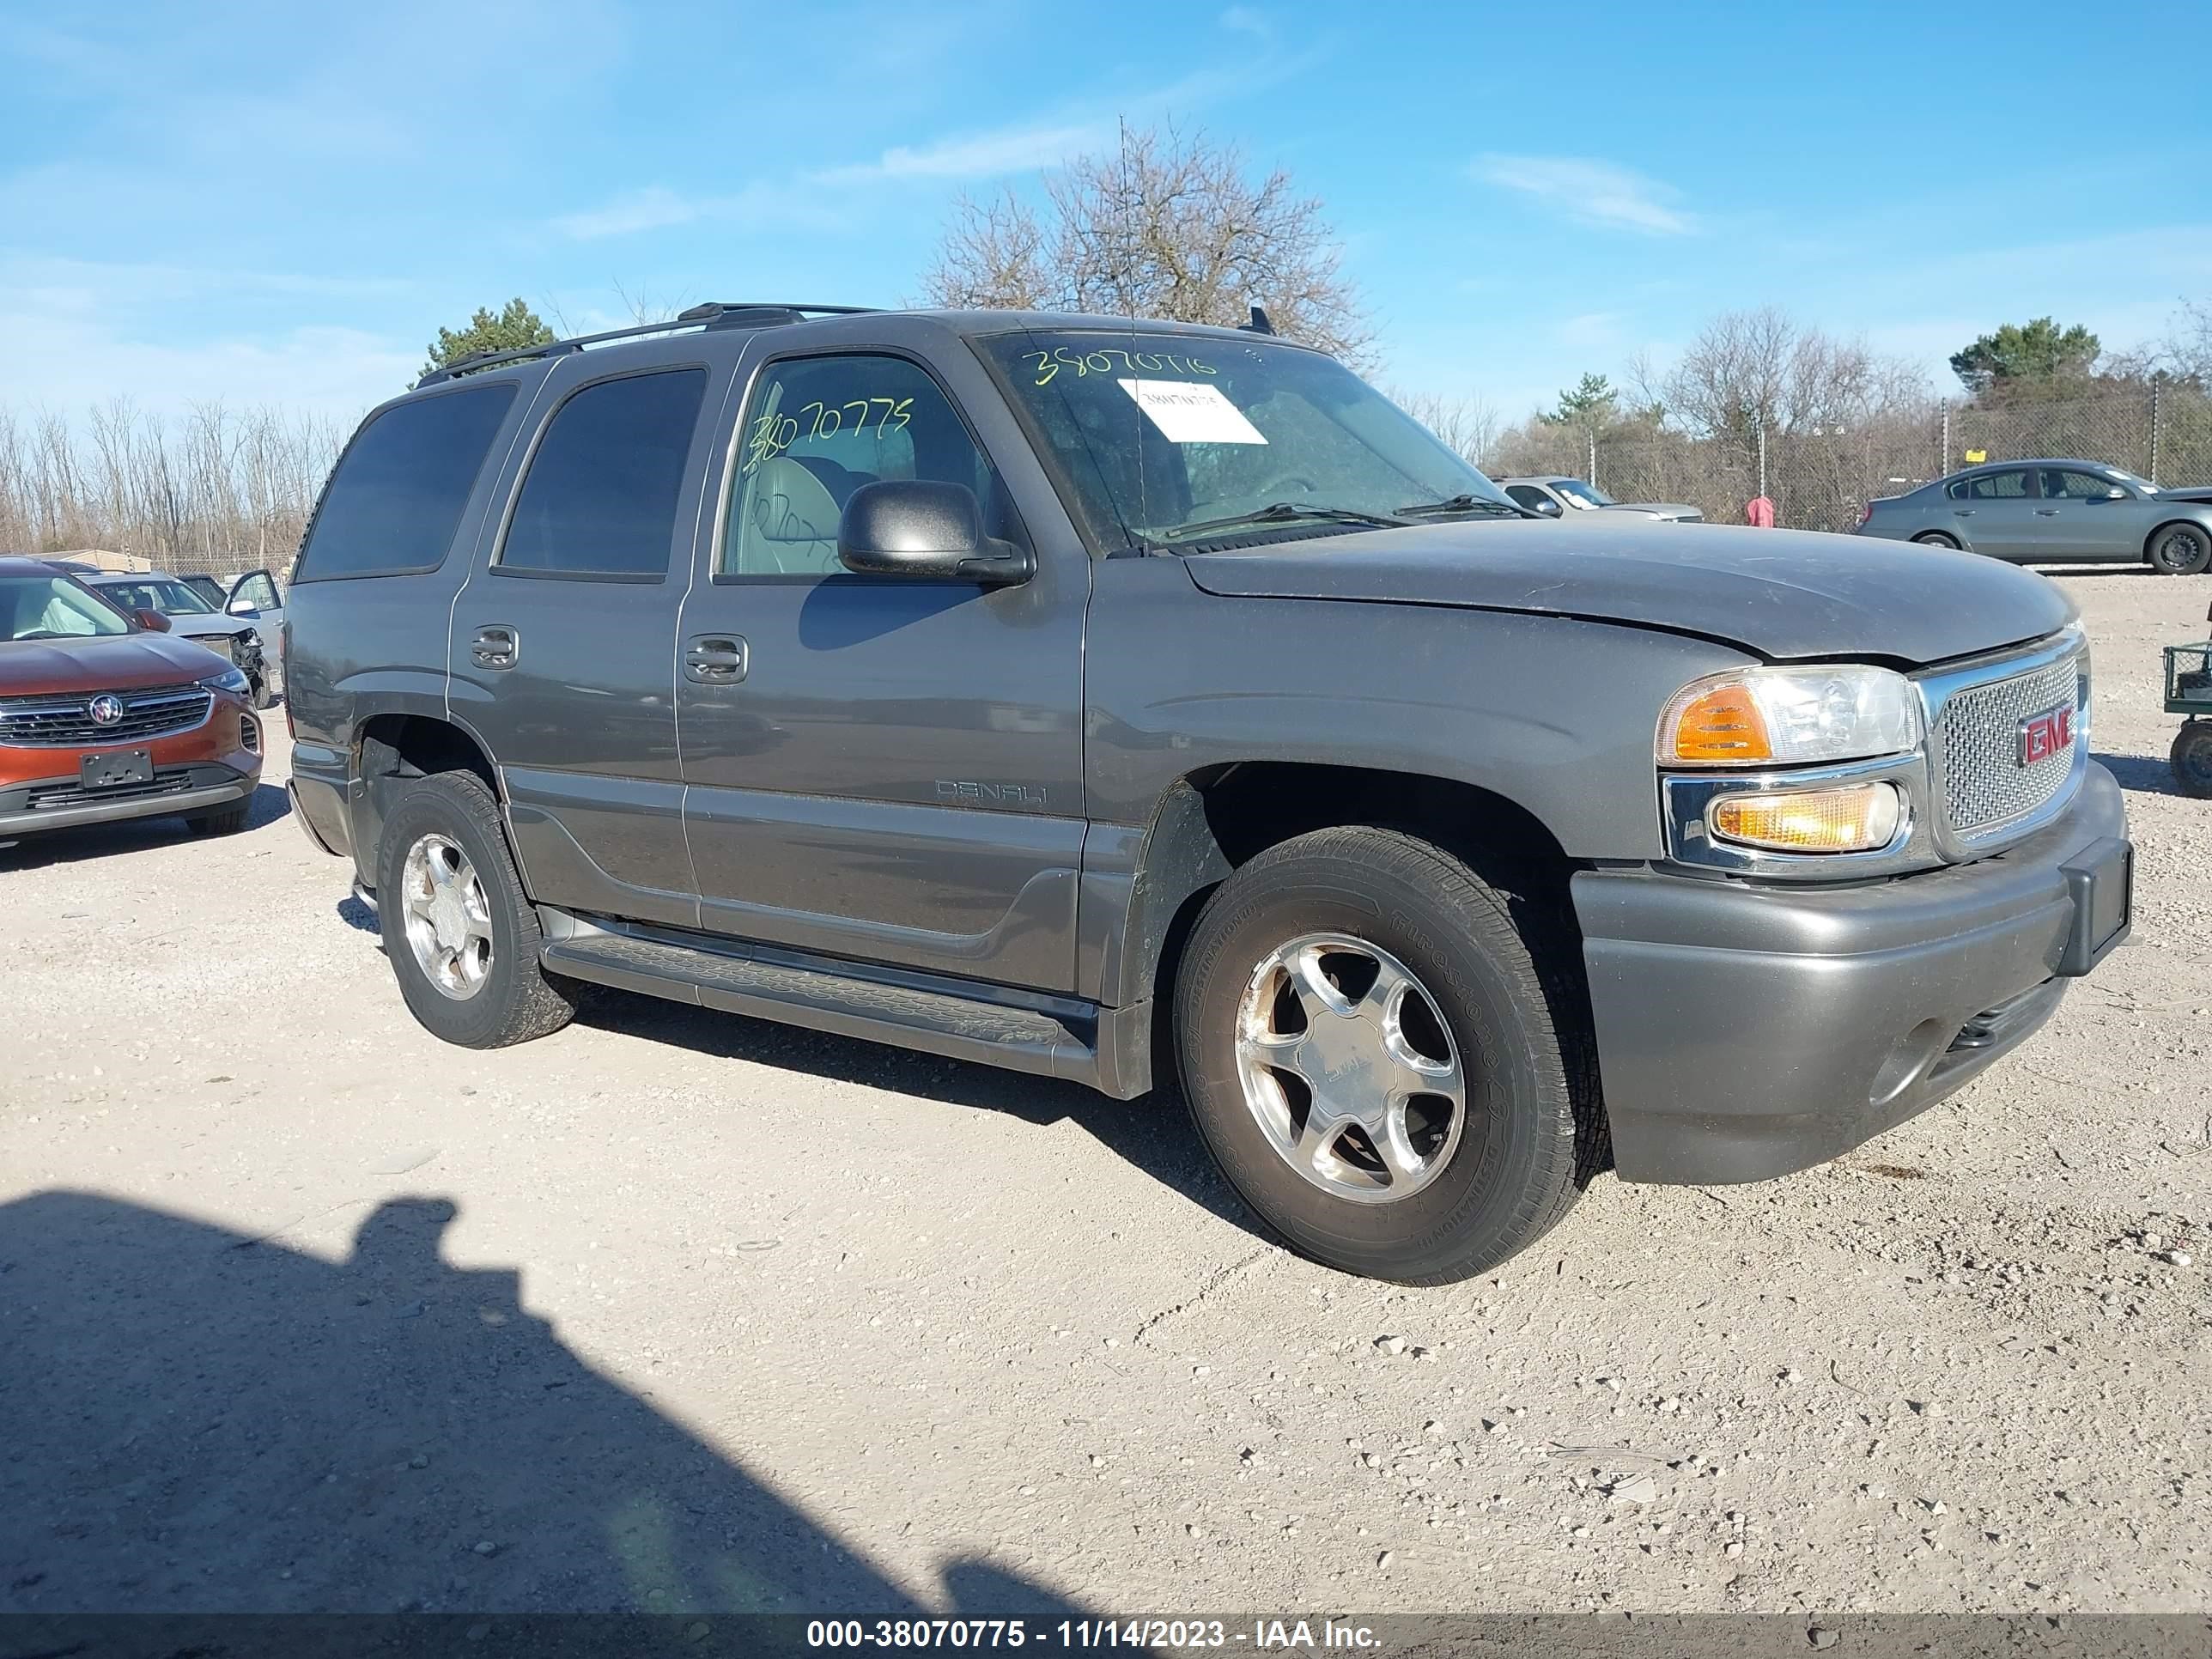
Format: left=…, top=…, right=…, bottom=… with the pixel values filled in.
left=0, top=1190, right=1091, bottom=1620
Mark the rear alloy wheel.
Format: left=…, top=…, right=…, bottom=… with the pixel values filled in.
left=1911, top=532, right=1961, bottom=550
left=1175, top=826, right=1596, bottom=1285
left=2148, top=523, right=2212, bottom=576
left=2173, top=724, right=2212, bottom=799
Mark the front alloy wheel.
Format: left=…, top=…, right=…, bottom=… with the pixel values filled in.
left=1174, top=826, right=1595, bottom=1284
left=1236, top=933, right=1467, bottom=1203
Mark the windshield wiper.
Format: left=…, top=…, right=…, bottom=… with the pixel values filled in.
left=1163, top=501, right=1413, bottom=542
left=1395, top=494, right=1534, bottom=520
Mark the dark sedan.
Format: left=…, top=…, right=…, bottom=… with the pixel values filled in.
left=1856, top=459, right=2212, bottom=574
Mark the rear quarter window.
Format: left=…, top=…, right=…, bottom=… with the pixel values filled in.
left=294, top=383, right=518, bottom=581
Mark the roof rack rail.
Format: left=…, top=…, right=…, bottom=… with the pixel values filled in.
left=416, top=302, right=881, bottom=387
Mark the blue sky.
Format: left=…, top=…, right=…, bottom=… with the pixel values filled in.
left=4, top=0, right=2209, bottom=425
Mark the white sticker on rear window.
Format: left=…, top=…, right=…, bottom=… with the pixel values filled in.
left=1116, top=379, right=1267, bottom=445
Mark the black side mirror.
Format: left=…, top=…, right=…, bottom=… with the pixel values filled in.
left=837, top=480, right=1034, bottom=586
left=133, top=608, right=171, bottom=633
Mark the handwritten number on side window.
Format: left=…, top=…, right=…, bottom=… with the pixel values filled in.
left=744, top=394, right=914, bottom=472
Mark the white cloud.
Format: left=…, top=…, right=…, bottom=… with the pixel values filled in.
left=1558, top=310, right=1626, bottom=349
left=1471, top=155, right=1694, bottom=235
left=1219, top=5, right=1271, bottom=37
left=0, top=256, right=418, bottom=419
left=555, top=118, right=1107, bottom=241
left=806, top=120, right=1109, bottom=187
left=553, top=186, right=705, bottom=240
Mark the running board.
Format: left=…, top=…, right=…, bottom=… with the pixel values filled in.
left=538, top=924, right=1152, bottom=1097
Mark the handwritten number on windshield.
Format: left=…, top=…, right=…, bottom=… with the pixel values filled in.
left=1024, top=348, right=1218, bottom=386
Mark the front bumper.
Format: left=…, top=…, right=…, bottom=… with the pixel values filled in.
left=0, top=762, right=258, bottom=837
left=1574, top=763, right=2130, bottom=1184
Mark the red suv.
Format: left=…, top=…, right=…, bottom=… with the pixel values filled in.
left=0, top=557, right=263, bottom=842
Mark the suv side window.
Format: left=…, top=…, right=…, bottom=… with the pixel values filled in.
left=499, top=368, right=708, bottom=579
left=295, top=383, right=516, bottom=580
left=721, top=354, right=999, bottom=579
left=1504, top=483, right=1553, bottom=512
left=1966, top=469, right=2032, bottom=500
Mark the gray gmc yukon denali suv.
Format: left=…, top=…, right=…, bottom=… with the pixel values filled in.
left=284, top=302, right=2132, bottom=1284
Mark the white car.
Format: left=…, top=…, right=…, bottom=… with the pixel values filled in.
left=1498, top=475, right=1703, bottom=523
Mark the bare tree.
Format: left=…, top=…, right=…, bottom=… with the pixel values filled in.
left=921, top=124, right=1373, bottom=364
left=1389, top=390, right=1501, bottom=469
left=0, top=402, right=345, bottom=576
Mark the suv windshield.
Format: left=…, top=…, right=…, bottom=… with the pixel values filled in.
left=96, top=578, right=216, bottom=615
left=1, top=574, right=134, bottom=642
left=979, top=329, right=1517, bottom=549
left=1551, top=478, right=1614, bottom=508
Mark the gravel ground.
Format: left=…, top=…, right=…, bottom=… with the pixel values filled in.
left=2, top=569, right=2208, bottom=1619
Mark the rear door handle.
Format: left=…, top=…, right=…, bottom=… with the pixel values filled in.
left=1953, top=508, right=1974, bottom=516
left=685, top=635, right=748, bottom=684
left=2035, top=507, right=2061, bottom=516
left=471, top=625, right=519, bottom=670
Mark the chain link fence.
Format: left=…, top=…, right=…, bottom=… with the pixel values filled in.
left=1484, top=384, right=2212, bottom=532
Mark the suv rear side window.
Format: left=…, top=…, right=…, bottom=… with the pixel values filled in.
left=295, top=384, right=516, bottom=580
left=499, top=368, right=707, bottom=579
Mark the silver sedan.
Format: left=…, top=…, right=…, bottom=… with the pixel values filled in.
left=1856, top=458, right=2212, bottom=574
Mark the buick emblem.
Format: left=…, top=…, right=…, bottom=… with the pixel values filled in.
left=87, top=694, right=125, bottom=727
left=2018, top=703, right=2073, bottom=766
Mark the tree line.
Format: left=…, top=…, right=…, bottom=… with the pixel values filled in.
left=0, top=401, right=347, bottom=575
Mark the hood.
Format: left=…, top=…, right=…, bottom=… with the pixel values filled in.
left=1182, top=518, right=2075, bottom=666
left=0, top=630, right=233, bottom=696
left=1601, top=501, right=1702, bottom=522
left=162, top=614, right=252, bottom=641
left=2154, top=485, right=2212, bottom=505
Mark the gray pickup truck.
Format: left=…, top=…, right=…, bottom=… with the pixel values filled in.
left=284, top=302, right=2131, bottom=1285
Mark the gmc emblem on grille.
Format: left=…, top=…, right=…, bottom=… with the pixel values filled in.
left=2017, top=703, right=2073, bottom=766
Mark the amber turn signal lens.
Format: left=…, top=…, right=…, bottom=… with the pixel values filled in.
left=1669, top=683, right=1771, bottom=763
left=1708, top=782, right=1903, bottom=854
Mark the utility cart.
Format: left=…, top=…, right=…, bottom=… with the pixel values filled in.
left=2171, top=633, right=2212, bottom=798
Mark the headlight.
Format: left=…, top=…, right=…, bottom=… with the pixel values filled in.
left=198, top=665, right=252, bottom=696
left=1659, top=665, right=1922, bottom=767
left=237, top=629, right=262, bottom=649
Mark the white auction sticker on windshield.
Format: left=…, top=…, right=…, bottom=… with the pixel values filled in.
left=1117, top=378, right=1267, bottom=445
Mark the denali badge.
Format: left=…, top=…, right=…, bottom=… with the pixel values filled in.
left=88, top=694, right=125, bottom=726
left=2017, top=703, right=2073, bottom=766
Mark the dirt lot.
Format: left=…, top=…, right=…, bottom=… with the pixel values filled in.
left=3, top=569, right=2208, bottom=1620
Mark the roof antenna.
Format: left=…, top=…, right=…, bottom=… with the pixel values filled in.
left=1238, top=305, right=1274, bottom=336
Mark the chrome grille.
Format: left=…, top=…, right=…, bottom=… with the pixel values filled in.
left=0, top=684, right=213, bottom=748
left=1931, top=648, right=2083, bottom=842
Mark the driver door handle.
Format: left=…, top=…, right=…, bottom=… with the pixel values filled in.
left=685, top=635, right=748, bottom=684
left=2035, top=507, right=2061, bottom=516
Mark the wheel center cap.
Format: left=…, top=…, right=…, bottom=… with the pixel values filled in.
left=429, top=890, right=467, bottom=951
left=1295, top=1012, right=1378, bottom=1115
